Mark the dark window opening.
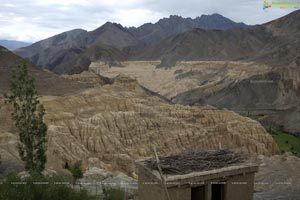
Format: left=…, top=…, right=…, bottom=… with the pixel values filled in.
left=191, top=186, right=205, bottom=200
left=212, top=184, right=225, bottom=200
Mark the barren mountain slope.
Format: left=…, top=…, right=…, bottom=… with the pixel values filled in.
left=174, top=64, right=300, bottom=133
left=52, top=44, right=126, bottom=74
left=250, top=10, right=300, bottom=68
left=126, top=26, right=271, bottom=62
left=14, top=29, right=88, bottom=71
left=0, top=46, right=91, bottom=95
left=0, top=76, right=278, bottom=176
left=14, top=23, right=135, bottom=74
left=93, top=60, right=300, bottom=133
left=88, top=22, right=139, bottom=49
left=93, top=61, right=271, bottom=99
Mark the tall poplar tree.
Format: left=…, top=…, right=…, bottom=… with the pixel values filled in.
left=5, top=63, right=47, bottom=173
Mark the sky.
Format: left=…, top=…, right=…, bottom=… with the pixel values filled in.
left=0, top=0, right=298, bottom=42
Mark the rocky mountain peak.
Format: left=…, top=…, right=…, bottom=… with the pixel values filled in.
left=100, top=22, right=124, bottom=30
left=195, top=13, right=247, bottom=29
left=164, top=14, right=184, bottom=21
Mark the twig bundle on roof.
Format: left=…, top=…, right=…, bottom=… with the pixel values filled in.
left=143, top=149, right=245, bottom=175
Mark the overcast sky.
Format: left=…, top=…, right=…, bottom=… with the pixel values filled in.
left=0, top=0, right=298, bottom=42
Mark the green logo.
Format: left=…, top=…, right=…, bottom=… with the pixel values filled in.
left=263, top=0, right=300, bottom=10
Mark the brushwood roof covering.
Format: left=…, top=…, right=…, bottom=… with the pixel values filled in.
left=142, top=149, right=245, bottom=175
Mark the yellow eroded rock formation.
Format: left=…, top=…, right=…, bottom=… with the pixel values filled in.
left=0, top=77, right=278, bottom=176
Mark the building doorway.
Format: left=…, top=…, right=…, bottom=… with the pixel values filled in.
left=191, top=186, right=205, bottom=200
left=212, top=183, right=225, bottom=200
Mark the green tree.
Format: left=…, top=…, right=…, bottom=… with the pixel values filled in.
left=4, top=63, right=47, bottom=174
left=71, top=161, right=83, bottom=184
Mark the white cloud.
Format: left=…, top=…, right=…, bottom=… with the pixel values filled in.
left=32, top=0, right=90, bottom=6
left=0, top=0, right=298, bottom=42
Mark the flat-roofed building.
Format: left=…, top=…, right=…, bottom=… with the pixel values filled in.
left=136, top=150, right=258, bottom=200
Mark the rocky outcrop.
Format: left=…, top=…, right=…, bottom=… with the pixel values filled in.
left=0, top=76, right=278, bottom=177
left=62, top=71, right=112, bottom=86
left=77, top=167, right=137, bottom=196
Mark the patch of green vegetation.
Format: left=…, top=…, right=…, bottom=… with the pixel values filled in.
left=267, top=128, right=300, bottom=157
left=70, top=160, right=83, bottom=184
left=102, top=188, right=125, bottom=200
left=0, top=173, right=99, bottom=200
left=0, top=173, right=126, bottom=200
left=248, top=114, right=267, bottom=120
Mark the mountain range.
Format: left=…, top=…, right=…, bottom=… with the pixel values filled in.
left=0, top=40, right=31, bottom=50
left=14, top=11, right=300, bottom=74
left=10, top=10, right=300, bottom=134
left=127, top=10, right=300, bottom=67
left=14, top=13, right=247, bottom=74
left=125, top=14, right=247, bottom=43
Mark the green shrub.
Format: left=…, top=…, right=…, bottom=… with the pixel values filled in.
left=0, top=173, right=100, bottom=200
left=103, top=188, right=125, bottom=200
left=267, top=128, right=300, bottom=156
left=70, top=161, right=83, bottom=184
